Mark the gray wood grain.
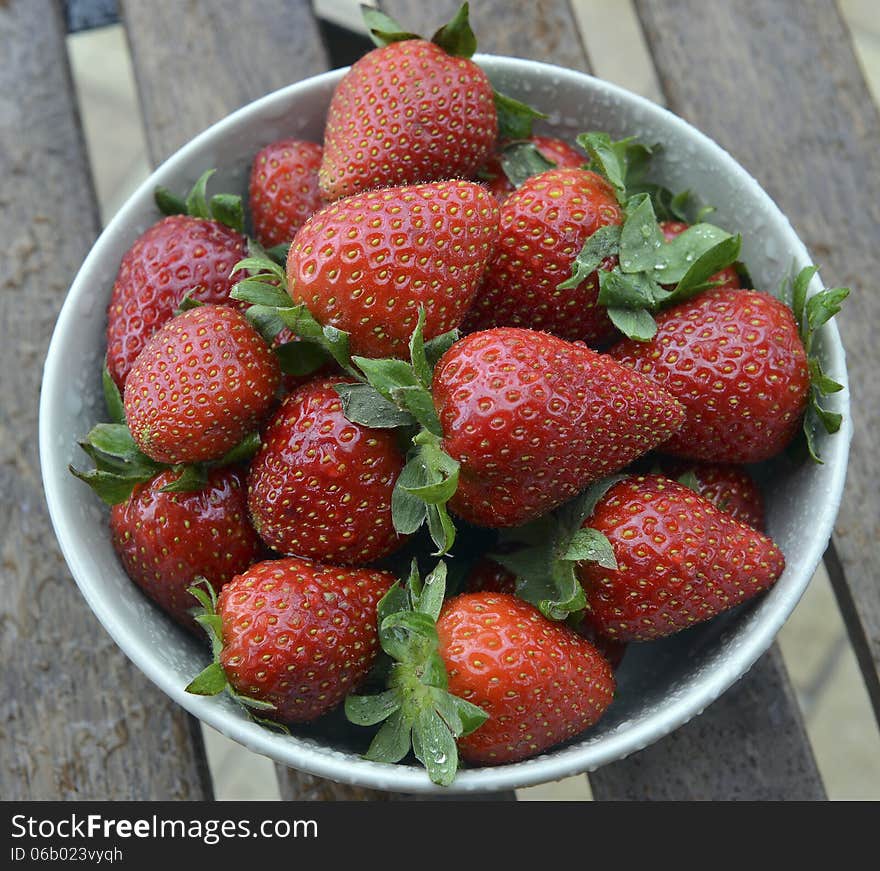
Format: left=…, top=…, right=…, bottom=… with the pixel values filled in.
left=633, top=0, right=880, bottom=725
left=382, top=0, right=592, bottom=72
left=590, top=647, right=825, bottom=799
left=121, top=0, right=329, bottom=163
left=0, top=0, right=212, bottom=800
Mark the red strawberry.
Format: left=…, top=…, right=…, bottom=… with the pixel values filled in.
left=436, top=592, right=615, bottom=764
left=660, top=221, right=741, bottom=291
left=431, top=327, right=685, bottom=527
left=463, top=168, right=623, bottom=345
left=124, top=304, right=281, bottom=464
left=481, top=136, right=585, bottom=201
left=106, top=215, right=247, bottom=389
left=609, top=289, right=810, bottom=463
left=465, top=558, right=626, bottom=668
left=577, top=475, right=785, bottom=641
left=110, top=467, right=264, bottom=631
left=213, top=557, right=394, bottom=723
left=247, top=376, right=407, bottom=564
left=249, top=139, right=324, bottom=248
left=660, top=460, right=765, bottom=529
left=319, top=39, right=497, bottom=200
left=287, top=180, right=499, bottom=359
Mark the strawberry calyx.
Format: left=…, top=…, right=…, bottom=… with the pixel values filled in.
left=69, top=363, right=262, bottom=504
left=362, top=2, right=545, bottom=140
left=345, top=560, right=487, bottom=786
left=560, top=133, right=743, bottom=341
left=491, top=476, right=624, bottom=622
left=233, top=255, right=464, bottom=554
left=498, top=140, right=559, bottom=188
left=185, top=579, right=288, bottom=732
left=230, top=242, right=357, bottom=381
left=778, top=265, right=850, bottom=463
left=340, top=310, right=462, bottom=555
left=154, top=168, right=245, bottom=234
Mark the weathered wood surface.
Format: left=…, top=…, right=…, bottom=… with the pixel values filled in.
left=0, top=0, right=212, bottom=800
left=590, top=647, right=825, bottom=800
left=382, top=0, right=591, bottom=72
left=121, top=0, right=330, bottom=164
left=633, top=0, right=880, bottom=726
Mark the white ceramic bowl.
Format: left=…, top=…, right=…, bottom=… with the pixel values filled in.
left=40, top=56, right=851, bottom=794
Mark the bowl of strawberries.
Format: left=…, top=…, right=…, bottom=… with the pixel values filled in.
left=40, top=4, right=850, bottom=793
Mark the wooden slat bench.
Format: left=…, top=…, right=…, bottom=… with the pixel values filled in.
left=4, top=0, right=876, bottom=801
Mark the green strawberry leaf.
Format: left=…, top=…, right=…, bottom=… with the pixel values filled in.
left=557, top=224, right=621, bottom=291
left=217, top=431, right=262, bottom=466
left=562, top=527, right=617, bottom=568
left=346, top=560, right=486, bottom=785
left=160, top=463, right=209, bottom=493
left=353, top=356, right=442, bottom=434
left=275, top=340, right=331, bottom=377
left=361, top=6, right=419, bottom=47
left=423, top=328, right=460, bottom=370
left=495, top=476, right=624, bottom=621
left=102, top=360, right=126, bottom=424
left=184, top=169, right=215, bottom=220
left=266, top=242, right=290, bottom=267
left=363, top=709, right=413, bottom=763
left=392, top=455, right=430, bottom=535
left=779, top=265, right=849, bottom=462
left=606, top=307, right=658, bottom=341
left=67, top=466, right=154, bottom=505
left=232, top=278, right=291, bottom=308
left=431, top=2, right=477, bottom=58
left=494, top=90, right=547, bottom=140
left=409, top=307, right=433, bottom=389
left=499, top=140, right=557, bottom=189
left=345, top=690, right=401, bottom=727
left=154, top=186, right=187, bottom=216
left=335, top=382, right=418, bottom=429
left=576, top=132, right=628, bottom=198
left=669, top=233, right=742, bottom=301
left=185, top=661, right=227, bottom=696
left=209, top=193, right=244, bottom=234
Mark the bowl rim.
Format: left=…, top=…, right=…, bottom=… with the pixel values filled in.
left=40, top=54, right=852, bottom=794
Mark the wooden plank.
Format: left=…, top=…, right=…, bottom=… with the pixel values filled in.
left=382, top=0, right=592, bottom=71
left=0, top=0, right=212, bottom=800
left=121, top=0, right=330, bottom=163
left=590, top=648, right=825, bottom=799
left=632, top=0, right=880, bottom=726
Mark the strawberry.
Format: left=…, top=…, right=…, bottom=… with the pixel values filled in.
left=660, top=221, right=741, bottom=291
left=249, top=139, right=324, bottom=248
left=660, top=460, right=765, bottom=530
left=464, top=558, right=626, bottom=668
left=431, top=327, right=685, bottom=527
left=246, top=376, right=407, bottom=564
left=286, top=180, right=499, bottom=359
left=344, top=561, right=611, bottom=782
left=187, top=557, right=394, bottom=724
left=319, top=30, right=497, bottom=200
left=609, top=288, right=810, bottom=463
left=577, top=475, right=785, bottom=641
left=463, top=168, right=623, bottom=345
left=124, top=304, right=281, bottom=464
left=110, top=467, right=264, bottom=631
left=437, top=592, right=615, bottom=764
left=481, top=136, right=585, bottom=201
left=106, top=215, right=246, bottom=389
